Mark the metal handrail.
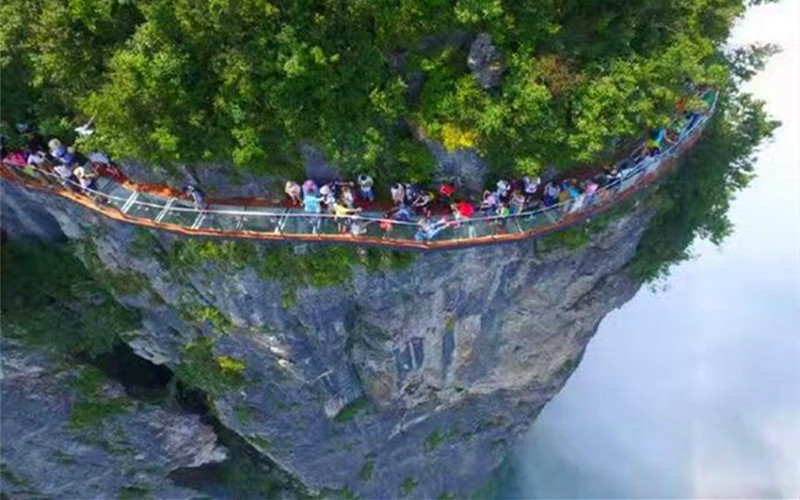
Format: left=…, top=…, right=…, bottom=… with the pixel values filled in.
left=0, top=93, right=717, bottom=247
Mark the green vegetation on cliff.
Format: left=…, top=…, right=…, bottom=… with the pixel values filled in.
left=631, top=87, right=778, bottom=283
left=1, top=0, right=772, bottom=179
left=0, top=243, right=140, bottom=359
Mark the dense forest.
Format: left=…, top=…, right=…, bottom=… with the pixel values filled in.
left=0, top=0, right=775, bottom=182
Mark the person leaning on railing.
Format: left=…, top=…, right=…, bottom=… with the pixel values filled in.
left=333, top=200, right=361, bottom=234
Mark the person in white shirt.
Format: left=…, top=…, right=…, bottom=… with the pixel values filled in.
left=358, top=174, right=374, bottom=202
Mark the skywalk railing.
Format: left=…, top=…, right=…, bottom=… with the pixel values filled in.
left=0, top=94, right=716, bottom=250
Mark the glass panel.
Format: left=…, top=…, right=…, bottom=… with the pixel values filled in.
left=446, top=221, right=474, bottom=241
left=517, top=211, right=551, bottom=232
left=239, top=206, right=282, bottom=233
left=105, top=185, right=135, bottom=211
left=379, top=220, right=417, bottom=242
left=355, top=211, right=387, bottom=239
left=466, top=217, right=500, bottom=239
left=281, top=210, right=319, bottom=236
left=619, top=171, right=643, bottom=192
left=96, top=179, right=124, bottom=197
left=126, top=193, right=168, bottom=220
left=93, top=177, right=113, bottom=193
left=160, top=200, right=198, bottom=227
left=541, top=207, right=561, bottom=224
left=201, top=205, right=244, bottom=231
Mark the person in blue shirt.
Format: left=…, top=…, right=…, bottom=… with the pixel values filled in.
left=302, top=191, right=322, bottom=232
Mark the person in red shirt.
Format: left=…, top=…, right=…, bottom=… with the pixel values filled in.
left=439, top=182, right=455, bottom=199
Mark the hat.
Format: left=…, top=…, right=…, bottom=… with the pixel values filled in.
left=48, top=139, right=62, bottom=151
left=320, top=185, right=331, bottom=196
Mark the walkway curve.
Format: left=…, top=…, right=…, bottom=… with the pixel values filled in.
left=0, top=96, right=716, bottom=252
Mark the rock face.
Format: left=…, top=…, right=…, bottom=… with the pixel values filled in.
left=0, top=181, right=65, bottom=242
left=117, top=160, right=282, bottom=199
left=426, top=138, right=489, bottom=194
left=0, top=178, right=650, bottom=498
left=467, top=33, right=504, bottom=90
left=0, top=340, right=227, bottom=500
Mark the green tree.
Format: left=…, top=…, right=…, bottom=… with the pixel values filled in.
left=0, top=0, right=776, bottom=182
left=630, top=89, right=779, bottom=283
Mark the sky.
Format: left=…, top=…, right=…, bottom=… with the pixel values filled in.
left=507, top=1, right=800, bottom=498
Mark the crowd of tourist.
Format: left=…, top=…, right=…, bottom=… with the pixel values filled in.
left=1, top=86, right=714, bottom=242
left=277, top=86, right=714, bottom=241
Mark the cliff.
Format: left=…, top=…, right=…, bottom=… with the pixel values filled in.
left=0, top=339, right=227, bottom=499
left=1, top=179, right=651, bottom=498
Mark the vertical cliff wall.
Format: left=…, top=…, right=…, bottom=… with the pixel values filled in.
left=1, top=180, right=651, bottom=498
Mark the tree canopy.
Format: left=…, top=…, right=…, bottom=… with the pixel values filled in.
left=629, top=86, right=778, bottom=283
left=0, top=0, right=775, bottom=179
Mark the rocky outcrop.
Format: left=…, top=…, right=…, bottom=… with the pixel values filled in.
left=118, top=160, right=281, bottom=199
left=0, top=181, right=65, bottom=242
left=467, top=33, right=504, bottom=89
left=0, top=340, right=227, bottom=500
left=426, top=138, right=489, bottom=194
left=0, top=179, right=650, bottom=498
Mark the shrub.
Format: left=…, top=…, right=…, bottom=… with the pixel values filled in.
left=167, top=239, right=256, bottom=272
left=424, top=430, right=445, bottom=452
left=358, top=459, right=375, bottom=481
left=0, top=243, right=140, bottom=359
left=68, top=366, right=130, bottom=429
left=441, top=123, right=479, bottom=150
left=173, top=338, right=246, bottom=396
left=400, top=477, right=418, bottom=497
left=333, top=396, right=369, bottom=423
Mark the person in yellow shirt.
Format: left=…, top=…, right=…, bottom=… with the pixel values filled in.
left=333, top=201, right=361, bottom=233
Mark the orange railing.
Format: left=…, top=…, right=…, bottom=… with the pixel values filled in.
left=0, top=95, right=716, bottom=251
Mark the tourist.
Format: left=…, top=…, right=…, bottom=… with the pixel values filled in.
left=285, top=181, right=302, bottom=205
left=404, top=183, right=419, bottom=205
left=333, top=200, right=361, bottom=233
left=341, top=184, right=355, bottom=208
left=57, top=146, right=77, bottom=166
left=73, top=165, right=97, bottom=193
left=494, top=203, right=510, bottom=234
left=390, top=182, right=405, bottom=206
left=303, top=179, right=319, bottom=196
left=88, top=151, right=111, bottom=166
left=412, top=190, right=434, bottom=216
left=646, top=128, right=673, bottom=156
left=48, top=138, right=67, bottom=160
left=302, top=189, right=322, bottom=232
left=184, top=184, right=207, bottom=211
left=451, top=200, right=475, bottom=222
left=438, top=182, right=455, bottom=200
left=509, top=190, right=526, bottom=215
left=543, top=182, right=561, bottom=206
left=320, top=184, right=336, bottom=212
left=415, top=217, right=452, bottom=242
left=480, top=190, right=499, bottom=216
left=357, top=174, right=374, bottom=202
left=390, top=203, right=413, bottom=222
left=582, top=180, right=600, bottom=205
left=52, top=163, right=74, bottom=189
left=26, top=150, right=46, bottom=167
left=523, top=175, right=540, bottom=200
left=495, top=179, right=511, bottom=201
